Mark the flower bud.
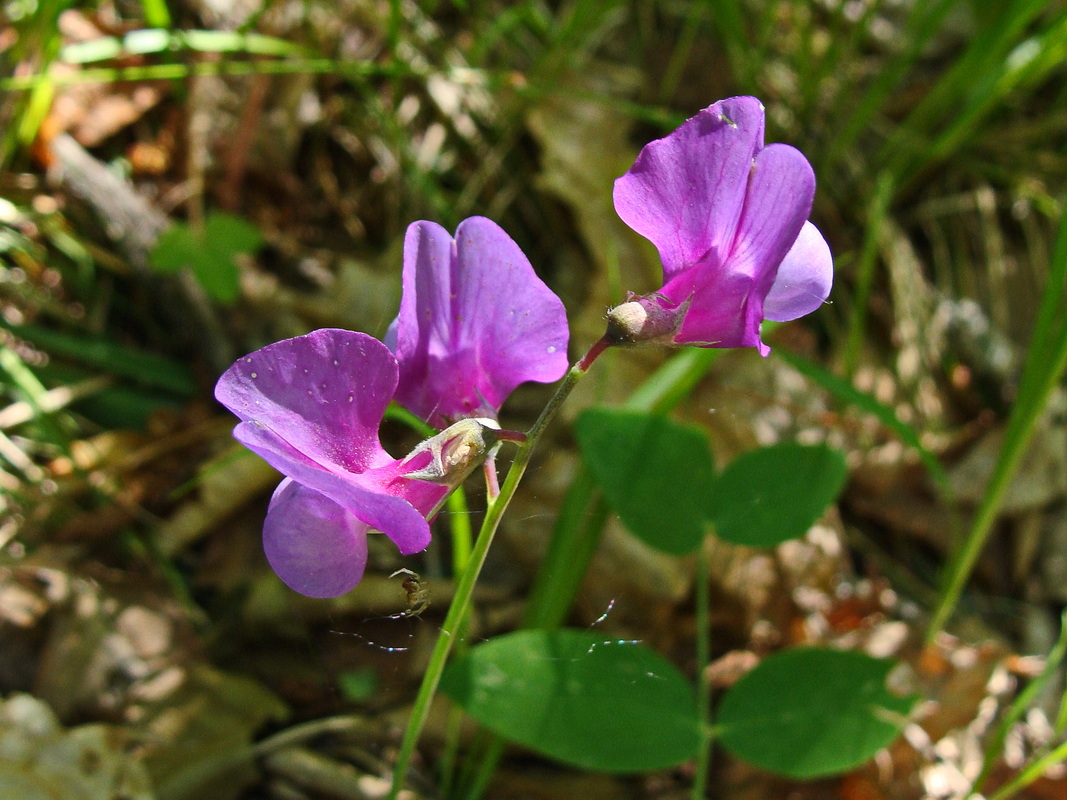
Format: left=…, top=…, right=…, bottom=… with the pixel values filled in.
left=605, top=293, right=689, bottom=347
left=402, top=418, right=502, bottom=489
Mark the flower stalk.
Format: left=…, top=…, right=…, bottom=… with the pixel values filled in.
left=387, top=348, right=601, bottom=798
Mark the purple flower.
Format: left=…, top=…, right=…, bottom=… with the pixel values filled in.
left=609, top=96, right=833, bottom=355
left=215, top=329, right=496, bottom=597
left=386, top=216, right=569, bottom=428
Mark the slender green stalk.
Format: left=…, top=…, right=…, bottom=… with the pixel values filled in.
left=0, top=57, right=402, bottom=91
left=927, top=195, right=1067, bottom=640
left=462, top=736, right=506, bottom=799
left=463, top=346, right=724, bottom=799
left=437, top=489, right=474, bottom=794
left=387, top=348, right=600, bottom=798
left=523, top=465, right=610, bottom=628
left=691, top=535, right=712, bottom=800
left=974, top=611, right=1067, bottom=793
left=524, top=346, right=722, bottom=629
left=843, top=171, right=893, bottom=378
left=987, top=738, right=1067, bottom=800
left=446, top=488, right=473, bottom=577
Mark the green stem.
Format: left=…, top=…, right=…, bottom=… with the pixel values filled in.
left=387, top=352, right=598, bottom=798
left=974, top=610, right=1067, bottom=793
left=463, top=347, right=724, bottom=800
left=463, top=737, right=507, bottom=799
left=926, top=191, right=1067, bottom=641
left=523, top=465, right=611, bottom=628
left=437, top=487, right=473, bottom=795
left=692, top=535, right=712, bottom=800
left=447, top=487, right=473, bottom=577
left=986, top=738, right=1067, bottom=800
left=525, top=347, right=723, bottom=630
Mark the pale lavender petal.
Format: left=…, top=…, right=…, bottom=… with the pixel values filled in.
left=383, top=316, right=399, bottom=352
left=764, top=221, right=833, bottom=322
left=392, top=217, right=569, bottom=426
left=263, top=479, right=370, bottom=598
left=216, top=330, right=397, bottom=474
left=234, top=421, right=433, bottom=555
left=613, top=97, right=765, bottom=278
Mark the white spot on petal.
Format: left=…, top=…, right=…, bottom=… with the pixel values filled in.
left=251, top=372, right=258, bottom=378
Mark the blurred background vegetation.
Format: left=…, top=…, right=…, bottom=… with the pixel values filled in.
left=2, top=1, right=1067, bottom=798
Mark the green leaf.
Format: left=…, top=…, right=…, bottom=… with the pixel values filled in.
left=709, top=442, right=846, bottom=547
left=574, top=408, right=714, bottom=554
left=440, top=629, right=701, bottom=772
left=717, top=648, right=914, bottom=779
left=192, top=247, right=242, bottom=304
left=204, top=212, right=264, bottom=254
left=148, top=213, right=262, bottom=304
left=149, top=224, right=199, bottom=274
left=337, top=669, right=378, bottom=702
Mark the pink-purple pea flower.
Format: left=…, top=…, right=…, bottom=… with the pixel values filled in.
left=386, top=216, right=569, bottom=428
left=608, top=96, right=833, bottom=355
left=216, top=217, right=570, bottom=597
left=215, top=329, right=495, bottom=597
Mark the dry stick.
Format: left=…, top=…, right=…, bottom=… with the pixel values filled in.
left=48, top=133, right=233, bottom=372
left=218, top=71, right=270, bottom=211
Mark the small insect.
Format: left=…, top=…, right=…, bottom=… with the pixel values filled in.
left=389, top=568, right=430, bottom=618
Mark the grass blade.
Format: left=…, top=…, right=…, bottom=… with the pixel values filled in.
left=927, top=191, right=1067, bottom=639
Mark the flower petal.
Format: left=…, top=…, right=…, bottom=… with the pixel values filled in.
left=453, top=217, right=569, bottom=397
left=263, top=479, right=369, bottom=597
left=672, top=143, right=815, bottom=353
left=234, top=421, right=434, bottom=555
left=613, top=97, right=765, bottom=278
left=390, top=220, right=469, bottom=424
left=216, top=329, right=397, bottom=474
left=659, top=265, right=764, bottom=351
left=391, top=217, right=569, bottom=426
left=361, top=447, right=451, bottom=521
left=661, top=144, right=814, bottom=353
left=763, top=221, right=833, bottom=322
left=726, top=143, right=815, bottom=287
